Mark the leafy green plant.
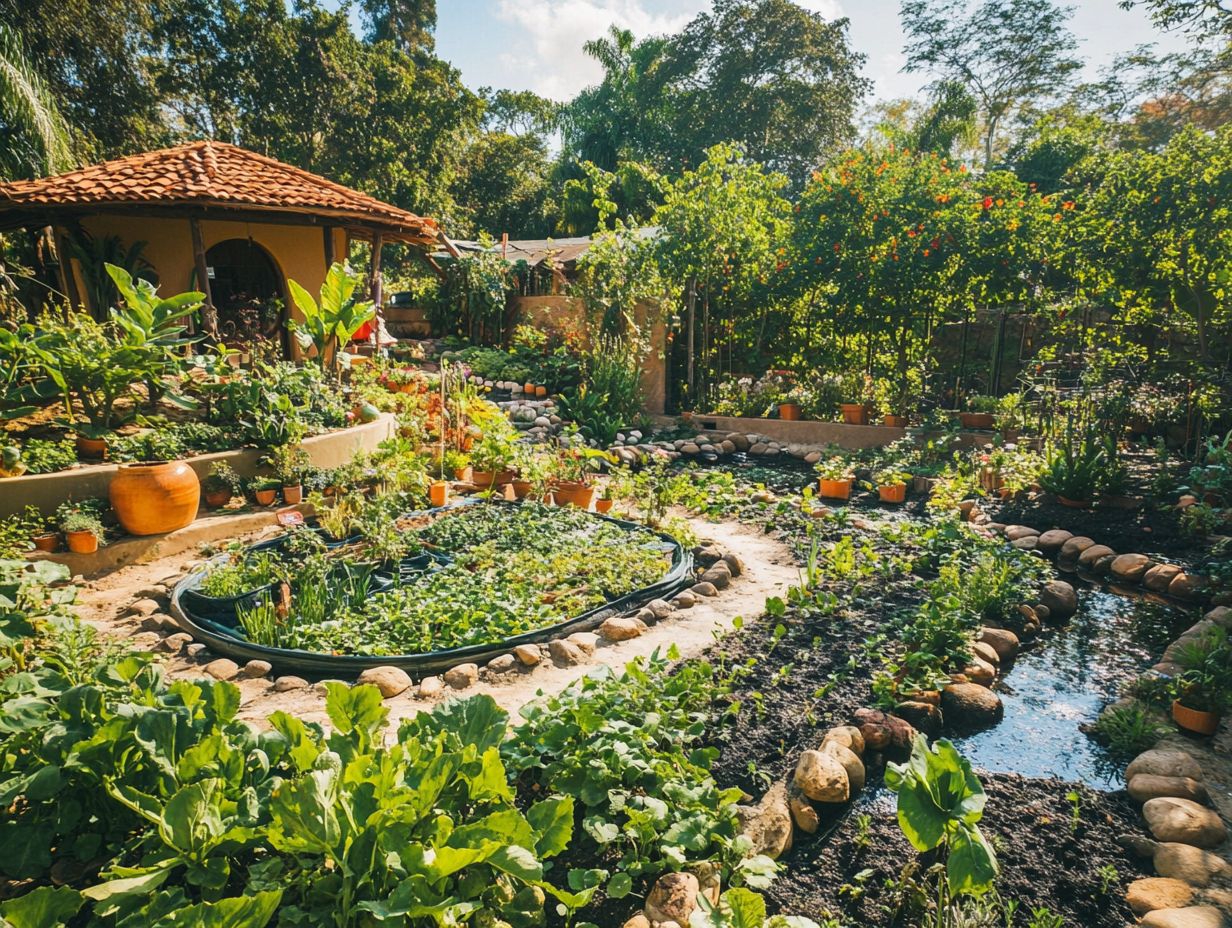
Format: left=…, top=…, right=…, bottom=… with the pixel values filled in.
left=1039, top=432, right=1103, bottom=502
left=1171, top=626, right=1232, bottom=714
left=203, top=461, right=243, bottom=497
left=885, top=736, right=997, bottom=928
left=261, top=443, right=311, bottom=487
left=690, top=887, right=823, bottom=928
left=105, top=263, right=201, bottom=408
left=286, top=262, right=375, bottom=376
left=1088, top=703, right=1168, bottom=756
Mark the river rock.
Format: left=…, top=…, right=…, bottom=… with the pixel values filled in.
left=694, top=544, right=724, bottom=566
left=1127, top=877, right=1196, bottom=915
left=822, top=725, right=865, bottom=756
left=700, top=565, right=731, bottom=589
left=672, top=590, right=698, bottom=609
left=644, top=871, right=700, bottom=926
left=1128, top=750, right=1204, bottom=782
left=979, top=627, right=1020, bottom=661
left=1121, top=837, right=1232, bottom=886
left=1144, top=563, right=1183, bottom=592
left=1032, top=603, right=1051, bottom=622
left=1143, top=797, right=1228, bottom=847
left=161, top=632, right=192, bottom=653
left=1139, top=907, right=1229, bottom=928
left=941, top=683, right=1003, bottom=728
left=567, top=632, right=599, bottom=655
left=548, top=639, right=587, bottom=665
left=126, top=597, right=162, bottom=617
left=963, top=657, right=997, bottom=686
left=514, top=644, right=541, bottom=666
left=734, top=781, right=793, bottom=858
left=487, top=653, right=518, bottom=674
left=1036, top=529, right=1073, bottom=553
left=417, top=676, right=444, bottom=699
left=1003, top=524, right=1039, bottom=541
left=1111, top=553, right=1153, bottom=583
left=274, top=675, right=308, bottom=692
left=794, top=749, right=849, bottom=802
left=821, top=741, right=865, bottom=792
left=647, top=598, right=675, bottom=619
left=894, top=700, right=943, bottom=737
left=1169, top=573, right=1206, bottom=600
left=1204, top=605, right=1231, bottom=628
left=1010, top=535, right=1038, bottom=550
left=240, top=659, right=273, bottom=679
left=788, top=786, right=821, bottom=834
left=443, top=663, right=479, bottom=690
left=1039, top=580, right=1078, bottom=619
left=971, top=640, right=1000, bottom=667
left=1078, top=544, right=1116, bottom=568
left=204, top=658, right=238, bottom=681
left=692, top=581, right=719, bottom=597
left=1129, top=774, right=1209, bottom=804
left=358, top=665, right=412, bottom=698
left=600, top=616, right=646, bottom=641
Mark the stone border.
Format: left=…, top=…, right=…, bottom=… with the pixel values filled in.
left=0, top=413, right=398, bottom=520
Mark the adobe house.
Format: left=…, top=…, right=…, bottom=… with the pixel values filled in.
left=0, top=141, right=442, bottom=355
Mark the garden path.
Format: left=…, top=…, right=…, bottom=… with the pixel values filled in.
left=73, top=510, right=801, bottom=733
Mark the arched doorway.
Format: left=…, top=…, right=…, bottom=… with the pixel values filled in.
left=203, top=238, right=287, bottom=357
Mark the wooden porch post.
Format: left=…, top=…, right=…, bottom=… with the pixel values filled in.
left=323, top=225, right=335, bottom=269
left=368, top=233, right=384, bottom=351
left=50, top=227, right=82, bottom=313
left=190, top=218, right=218, bottom=338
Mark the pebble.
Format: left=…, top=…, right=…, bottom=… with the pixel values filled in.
left=1128, top=750, right=1204, bottom=781
left=240, top=659, right=273, bottom=679
left=700, top=565, right=731, bottom=589
left=672, top=590, right=698, bottom=609
left=599, top=616, right=646, bottom=641
left=204, top=658, right=238, bottom=681
left=691, top=581, right=719, bottom=597
left=185, top=643, right=208, bottom=659
left=646, top=598, right=675, bottom=619
left=126, top=598, right=162, bottom=617
left=273, top=675, right=309, bottom=692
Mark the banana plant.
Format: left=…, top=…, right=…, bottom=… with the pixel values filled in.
left=286, top=262, right=374, bottom=378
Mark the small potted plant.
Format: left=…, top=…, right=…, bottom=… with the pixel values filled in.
left=778, top=382, right=808, bottom=422
left=67, top=422, right=114, bottom=460
left=249, top=476, right=280, bottom=506
left=1169, top=627, right=1232, bottom=736
left=61, top=509, right=105, bottom=554
left=553, top=444, right=611, bottom=509
left=469, top=421, right=518, bottom=489
left=816, top=457, right=855, bottom=500
left=1039, top=436, right=1103, bottom=508
left=443, top=448, right=472, bottom=483
left=839, top=372, right=874, bottom=425
left=0, top=445, right=27, bottom=478
left=997, top=392, right=1027, bottom=442
left=262, top=444, right=311, bottom=505
left=959, top=394, right=999, bottom=430
left=202, top=461, right=243, bottom=509
left=874, top=467, right=910, bottom=504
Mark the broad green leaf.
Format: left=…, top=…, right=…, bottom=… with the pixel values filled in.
left=418, top=694, right=509, bottom=753
left=157, top=889, right=281, bottom=927
left=946, top=823, right=998, bottom=896
left=81, top=866, right=172, bottom=902
left=0, top=886, right=82, bottom=928
left=160, top=779, right=225, bottom=855
left=527, top=796, right=574, bottom=858
left=606, top=872, right=633, bottom=899
left=324, top=683, right=386, bottom=747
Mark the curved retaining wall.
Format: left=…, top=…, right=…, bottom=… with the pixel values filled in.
left=0, top=414, right=397, bottom=520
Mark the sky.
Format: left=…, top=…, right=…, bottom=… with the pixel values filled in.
left=431, top=0, right=1194, bottom=104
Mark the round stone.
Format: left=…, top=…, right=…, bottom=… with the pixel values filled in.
left=443, top=663, right=479, bottom=689
left=357, top=665, right=412, bottom=698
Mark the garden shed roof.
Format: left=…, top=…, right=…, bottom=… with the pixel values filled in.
left=0, top=141, right=439, bottom=245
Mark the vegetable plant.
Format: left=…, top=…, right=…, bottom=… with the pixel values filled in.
left=287, top=262, right=375, bottom=377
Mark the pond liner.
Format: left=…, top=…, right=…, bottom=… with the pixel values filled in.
left=169, top=501, right=694, bottom=675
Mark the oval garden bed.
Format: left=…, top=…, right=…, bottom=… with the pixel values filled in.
left=171, top=500, right=692, bottom=674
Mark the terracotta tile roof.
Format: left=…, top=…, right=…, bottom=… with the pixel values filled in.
left=0, top=141, right=437, bottom=242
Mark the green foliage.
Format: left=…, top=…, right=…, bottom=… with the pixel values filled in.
left=1089, top=703, right=1168, bottom=756
left=287, top=263, right=375, bottom=376
left=0, top=22, right=74, bottom=180
left=1171, top=626, right=1232, bottom=713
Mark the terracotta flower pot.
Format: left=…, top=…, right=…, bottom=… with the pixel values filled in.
left=595, top=498, right=614, bottom=514
left=454, top=465, right=473, bottom=482
left=778, top=403, right=801, bottom=421
left=524, top=382, right=536, bottom=396
left=204, top=489, right=232, bottom=509
left=471, top=469, right=515, bottom=488
left=109, top=460, right=200, bottom=536
left=281, top=484, right=303, bottom=505
left=429, top=480, right=450, bottom=508
left=554, top=481, right=596, bottom=509
left=959, top=412, right=995, bottom=430
left=818, top=477, right=852, bottom=500
left=883, top=414, right=908, bottom=428
left=65, top=530, right=98, bottom=554
left=511, top=480, right=533, bottom=500
left=840, top=403, right=868, bottom=425
left=76, top=435, right=108, bottom=459
left=1172, top=699, right=1220, bottom=736
left=1056, top=495, right=1092, bottom=509
left=32, top=532, right=59, bottom=552
left=535, top=386, right=548, bottom=398
left=254, top=488, right=278, bottom=506
left=1002, top=426, right=1020, bottom=442
left=878, top=482, right=907, bottom=504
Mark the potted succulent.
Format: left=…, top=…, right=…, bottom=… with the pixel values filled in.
left=1039, top=435, right=1103, bottom=508
left=263, top=444, right=311, bottom=505
left=875, top=467, right=911, bottom=504
left=958, top=394, right=999, bottom=430
left=249, top=476, right=280, bottom=506
left=60, top=509, right=105, bottom=554
left=1170, top=627, right=1232, bottom=736
left=816, top=457, right=855, bottom=500
left=202, top=461, right=244, bottom=509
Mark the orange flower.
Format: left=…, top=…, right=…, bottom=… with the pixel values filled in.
left=1062, top=201, right=1075, bottom=210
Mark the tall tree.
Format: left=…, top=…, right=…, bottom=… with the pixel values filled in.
left=1120, top=0, right=1232, bottom=37
left=0, top=24, right=75, bottom=180
left=901, top=0, right=1082, bottom=167
left=358, top=0, right=437, bottom=54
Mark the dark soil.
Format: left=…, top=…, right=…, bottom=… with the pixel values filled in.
left=770, top=774, right=1149, bottom=928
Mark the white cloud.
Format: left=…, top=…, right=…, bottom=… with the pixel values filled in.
left=794, top=0, right=844, bottom=17
left=491, top=0, right=701, bottom=99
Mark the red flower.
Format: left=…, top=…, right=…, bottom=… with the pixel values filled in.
left=982, top=196, right=994, bottom=210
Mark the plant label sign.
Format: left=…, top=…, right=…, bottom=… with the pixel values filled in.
left=276, top=509, right=304, bottom=527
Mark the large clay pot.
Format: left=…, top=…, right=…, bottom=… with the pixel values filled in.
left=553, top=481, right=596, bottom=509
left=818, top=478, right=852, bottom=500
left=1172, top=699, right=1220, bottom=736
left=470, top=469, right=515, bottom=488
left=959, top=412, right=995, bottom=430
left=109, top=461, right=200, bottom=536
left=840, top=403, right=868, bottom=425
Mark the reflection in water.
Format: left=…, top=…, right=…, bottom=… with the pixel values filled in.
left=953, top=590, right=1191, bottom=788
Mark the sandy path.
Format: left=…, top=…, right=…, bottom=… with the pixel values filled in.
left=74, top=512, right=799, bottom=730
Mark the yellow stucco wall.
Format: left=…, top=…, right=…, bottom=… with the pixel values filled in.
left=71, top=215, right=348, bottom=354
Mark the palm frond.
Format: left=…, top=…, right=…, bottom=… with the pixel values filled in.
left=0, top=24, right=75, bottom=180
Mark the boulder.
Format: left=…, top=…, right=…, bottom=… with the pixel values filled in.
left=1128, top=774, right=1209, bottom=805
left=793, top=749, right=850, bottom=803
left=514, top=644, right=542, bottom=666
left=694, top=544, right=724, bottom=566
left=979, top=627, right=1020, bottom=662
left=273, top=675, right=308, bottom=692
left=1078, top=544, right=1117, bottom=568
left=692, top=581, right=719, bottom=597
left=941, top=683, right=1003, bottom=729
left=821, top=741, right=865, bottom=792
left=1205, top=605, right=1231, bottom=628
left=1035, top=529, right=1073, bottom=553
left=358, top=665, right=413, bottom=698
left=788, top=786, right=821, bottom=834
left=700, top=565, right=732, bottom=590
left=894, top=700, right=943, bottom=738
left=644, top=871, right=701, bottom=927
left=567, top=632, right=599, bottom=655
left=1144, top=563, right=1184, bottom=593
left=1058, top=535, right=1096, bottom=561
left=1126, top=877, right=1195, bottom=915
left=1139, top=907, right=1229, bottom=928
left=962, top=657, right=997, bottom=687
left=240, top=659, right=273, bottom=679
left=1153, top=843, right=1232, bottom=886
left=204, top=658, right=238, bottom=681
left=1004, top=524, right=1040, bottom=541
left=1143, top=797, right=1228, bottom=848
left=1111, top=553, right=1153, bottom=583
left=548, top=639, right=587, bottom=665
left=443, top=663, right=479, bottom=690
left=822, top=725, right=865, bottom=756
left=1039, top=580, right=1078, bottom=620
left=487, top=654, right=518, bottom=674
left=417, top=676, right=444, bottom=699
left=1094, top=553, right=1119, bottom=576
left=1011, top=535, right=1038, bottom=551
left=647, top=598, right=675, bottom=619
left=1128, top=750, right=1204, bottom=782
left=734, top=781, right=793, bottom=859
left=600, top=616, right=646, bottom=641
left=1170, top=573, right=1207, bottom=600
left=1032, top=603, right=1051, bottom=622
